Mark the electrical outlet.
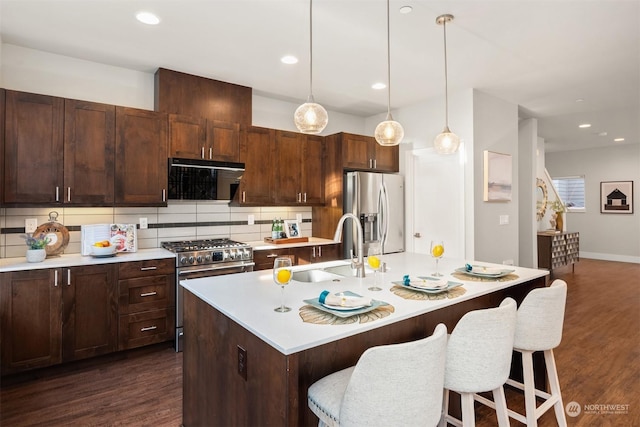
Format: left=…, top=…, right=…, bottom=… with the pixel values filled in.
left=237, top=345, right=247, bottom=380
left=247, top=214, right=255, bottom=225
left=139, top=218, right=148, bottom=229
left=296, top=213, right=303, bottom=222
left=25, top=218, right=38, bottom=233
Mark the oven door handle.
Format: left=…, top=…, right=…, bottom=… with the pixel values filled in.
left=178, top=262, right=255, bottom=276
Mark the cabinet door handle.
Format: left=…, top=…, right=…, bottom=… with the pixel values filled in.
left=162, top=189, right=166, bottom=202
left=140, top=325, right=157, bottom=332
left=55, top=186, right=60, bottom=202
left=312, top=247, right=316, bottom=258
left=209, top=147, right=213, bottom=159
left=54, top=270, right=58, bottom=287
left=140, top=266, right=157, bottom=271
left=242, top=191, right=246, bottom=203
left=373, top=159, right=377, bottom=169
left=266, top=254, right=279, bottom=258
left=67, top=187, right=71, bottom=202
left=369, top=159, right=373, bottom=168
left=297, top=193, right=301, bottom=203
left=303, top=193, right=307, bottom=203
left=67, top=269, right=71, bottom=286
left=140, top=291, right=157, bottom=297
left=201, top=147, right=205, bottom=159
left=318, top=246, right=322, bottom=257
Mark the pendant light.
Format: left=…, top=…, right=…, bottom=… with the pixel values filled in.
left=294, top=0, right=328, bottom=134
left=374, top=0, right=404, bottom=146
left=433, top=14, right=460, bottom=154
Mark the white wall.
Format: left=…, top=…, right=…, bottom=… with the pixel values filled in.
left=546, top=144, right=640, bottom=263
left=518, top=118, right=538, bottom=267
left=472, top=90, right=520, bottom=265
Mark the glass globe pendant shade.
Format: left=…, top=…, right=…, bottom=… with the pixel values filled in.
left=375, top=114, right=404, bottom=146
left=433, top=126, right=460, bottom=154
left=294, top=97, right=328, bottom=134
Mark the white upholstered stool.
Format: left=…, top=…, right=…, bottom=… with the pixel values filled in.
left=439, top=298, right=517, bottom=427
left=307, top=323, right=448, bottom=427
left=475, top=280, right=568, bottom=426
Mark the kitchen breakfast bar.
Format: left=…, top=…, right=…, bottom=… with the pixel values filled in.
left=181, top=252, right=549, bottom=426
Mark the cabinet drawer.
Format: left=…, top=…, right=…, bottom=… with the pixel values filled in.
left=119, top=275, right=173, bottom=313
left=253, top=249, right=296, bottom=270
left=118, top=258, right=175, bottom=279
left=119, top=308, right=174, bottom=350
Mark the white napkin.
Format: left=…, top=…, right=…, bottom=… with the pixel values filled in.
left=407, top=277, right=448, bottom=289
left=470, top=266, right=503, bottom=275
left=323, top=293, right=372, bottom=307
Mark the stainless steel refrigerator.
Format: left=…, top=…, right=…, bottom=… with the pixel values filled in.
left=343, top=171, right=404, bottom=259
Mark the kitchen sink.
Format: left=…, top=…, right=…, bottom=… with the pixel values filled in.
left=291, top=269, right=343, bottom=283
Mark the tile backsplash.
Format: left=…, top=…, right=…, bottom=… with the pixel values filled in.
left=0, top=202, right=312, bottom=259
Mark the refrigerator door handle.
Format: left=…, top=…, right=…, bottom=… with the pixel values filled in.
left=379, top=182, right=389, bottom=247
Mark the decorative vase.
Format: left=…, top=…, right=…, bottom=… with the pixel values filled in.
left=26, top=249, right=47, bottom=263
left=555, top=212, right=564, bottom=232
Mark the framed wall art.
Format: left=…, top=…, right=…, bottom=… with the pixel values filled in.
left=483, top=150, right=512, bottom=202
left=284, top=220, right=301, bottom=238
left=600, top=181, right=634, bottom=214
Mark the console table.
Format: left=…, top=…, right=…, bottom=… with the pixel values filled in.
left=538, top=231, right=580, bottom=273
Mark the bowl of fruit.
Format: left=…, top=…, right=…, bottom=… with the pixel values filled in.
left=92, top=240, right=117, bottom=257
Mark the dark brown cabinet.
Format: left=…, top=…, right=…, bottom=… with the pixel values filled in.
left=253, top=243, right=341, bottom=270
left=115, top=107, right=168, bottom=206
left=538, top=232, right=580, bottom=274
left=341, top=132, right=399, bottom=172
left=62, top=264, right=118, bottom=362
left=0, top=264, right=118, bottom=375
left=273, top=130, right=325, bottom=205
left=64, top=99, right=115, bottom=205
left=0, top=269, right=62, bottom=374
left=168, top=113, right=240, bottom=162
left=3, top=90, right=64, bottom=204
left=118, top=258, right=175, bottom=350
left=0, top=89, right=5, bottom=204
left=238, top=126, right=275, bottom=205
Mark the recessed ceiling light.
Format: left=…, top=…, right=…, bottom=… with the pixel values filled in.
left=399, top=6, right=413, bottom=14
left=372, top=82, right=386, bottom=90
left=575, top=98, right=585, bottom=103
left=597, top=132, right=608, bottom=137
left=578, top=123, right=591, bottom=128
left=281, top=55, right=298, bottom=65
left=614, top=138, right=625, bottom=142
left=136, top=11, right=160, bottom=25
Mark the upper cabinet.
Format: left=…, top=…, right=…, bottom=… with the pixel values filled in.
left=64, top=99, right=116, bottom=205
left=341, top=132, right=399, bottom=173
left=238, top=126, right=275, bottom=205
left=3, top=90, right=64, bottom=204
left=168, top=113, right=240, bottom=162
left=155, top=68, right=252, bottom=126
left=273, top=131, right=324, bottom=205
left=115, top=107, right=168, bottom=206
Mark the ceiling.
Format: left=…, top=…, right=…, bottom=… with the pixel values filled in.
left=1, top=0, right=638, bottom=153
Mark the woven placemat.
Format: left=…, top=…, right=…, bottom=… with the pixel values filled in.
left=451, top=272, right=519, bottom=282
left=390, top=285, right=467, bottom=301
left=299, top=304, right=395, bottom=325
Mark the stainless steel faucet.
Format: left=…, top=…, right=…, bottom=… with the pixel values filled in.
left=333, top=213, right=366, bottom=278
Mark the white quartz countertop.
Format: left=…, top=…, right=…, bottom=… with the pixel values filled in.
left=181, top=252, right=548, bottom=355
left=0, top=248, right=176, bottom=272
left=246, top=237, right=337, bottom=251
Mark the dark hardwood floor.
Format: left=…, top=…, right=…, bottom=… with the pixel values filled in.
left=1, top=258, right=638, bottom=426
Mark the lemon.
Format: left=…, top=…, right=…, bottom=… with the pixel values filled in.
left=432, top=244, right=444, bottom=258
left=276, top=269, right=292, bottom=284
left=368, top=255, right=381, bottom=270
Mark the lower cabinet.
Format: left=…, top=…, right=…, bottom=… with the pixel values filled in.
left=0, top=258, right=175, bottom=375
left=253, top=243, right=341, bottom=271
left=0, top=264, right=118, bottom=375
left=117, top=258, right=175, bottom=350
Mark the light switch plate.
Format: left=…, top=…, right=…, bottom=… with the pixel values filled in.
left=139, top=218, right=148, bottom=229
left=25, top=218, right=38, bottom=233
left=499, top=215, right=509, bottom=225
left=296, top=213, right=303, bottom=222
left=248, top=214, right=255, bottom=225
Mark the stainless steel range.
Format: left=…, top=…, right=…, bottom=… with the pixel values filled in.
left=162, top=238, right=254, bottom=351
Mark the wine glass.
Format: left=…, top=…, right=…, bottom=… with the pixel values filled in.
left=367, top=242, right=383, bottom=291
left=273, top=257, right=292, bottom=312
left=430, top=240, right=445, bottom=277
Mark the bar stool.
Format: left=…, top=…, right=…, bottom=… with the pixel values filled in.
left=308, top=323, right=448, bottom=427
left=439, top=298, right=517, bottom=427
left=475, top=280, right=568, bottom=426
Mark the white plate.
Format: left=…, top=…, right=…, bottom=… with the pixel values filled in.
left=321, top=294, right=367, bottom=311
left=393, top=280, right=463, bottom=294
left=454, top=267, right=515, bottom=278
left=91, top=253, right=117, bottom=258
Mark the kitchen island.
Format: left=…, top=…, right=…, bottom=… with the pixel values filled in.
left=181, top=252, right=548, bottom=426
